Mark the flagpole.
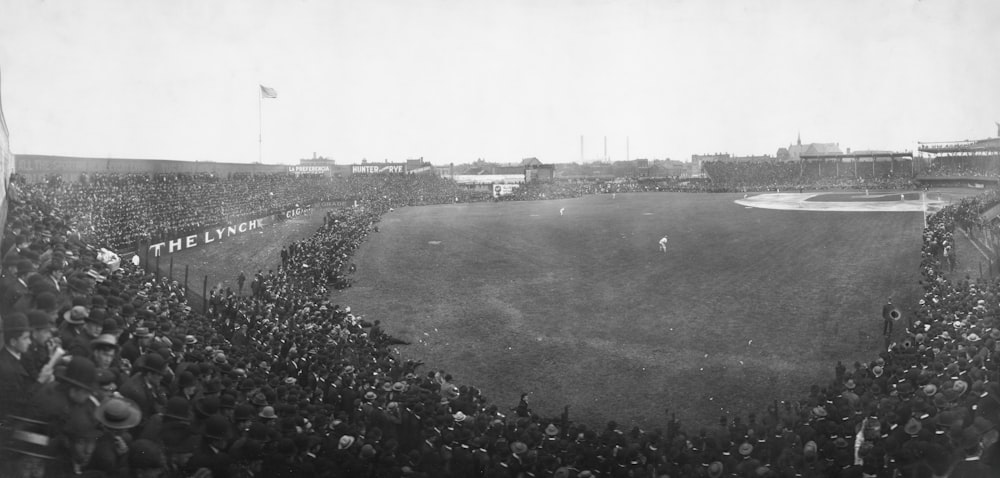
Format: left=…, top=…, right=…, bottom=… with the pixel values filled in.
left=258, top=87, right=262, bottom=163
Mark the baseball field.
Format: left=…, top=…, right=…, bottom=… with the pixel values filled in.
left=338, top=192, right=927, bottom=429
left=168, top=191, right=933, bottom=430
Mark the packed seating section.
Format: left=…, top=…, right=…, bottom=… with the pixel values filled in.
left=0, top=172, right=998, bottom=477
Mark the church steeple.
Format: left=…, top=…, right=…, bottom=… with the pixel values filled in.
left=797, top=131, right=802, bottom=146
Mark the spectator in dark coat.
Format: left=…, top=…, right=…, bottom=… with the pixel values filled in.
left=120, top=353, right=168, bottom=428
left=1, top=259, right=34, bottom=315
left=0, top=313, right=34, bottom=419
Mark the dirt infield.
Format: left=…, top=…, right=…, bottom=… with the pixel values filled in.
left=735, top=192, right=950, bottom=212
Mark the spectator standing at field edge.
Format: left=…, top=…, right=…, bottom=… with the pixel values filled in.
left=236, top=271, right=245, bottom=295
left=882, top=298, right=895, bottom=349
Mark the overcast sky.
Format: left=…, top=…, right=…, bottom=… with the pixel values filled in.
left=0, top=0, right=997, bottom=166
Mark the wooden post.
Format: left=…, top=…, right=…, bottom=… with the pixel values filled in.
left=145, top=247, right=150, bottom=273
left=203, top=275, right=208, bottom=314
left=169, top=256, right=174, bottom=281
left=155, top=254, right=160, bottom=277
left=184, top=265, right=189, bottom=298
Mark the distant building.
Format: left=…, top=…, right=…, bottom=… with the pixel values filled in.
left=777, top=134, right=842, bottom=161
left=610, top=158, right=651, bottom=178
left=692, top=153, right=775, bottom=164
left=647, top=159, right=689, bottom=178
left=406, top=158, right=435, bottom=174
left=522, top=158, right=555, bottom=183
left=291, top=154, right=338, bottom=176
left=691, top=152, right=776, bottom=177
left=299, top=153, right=335, bottom=166
left=444, top=157, right=554, bottom=183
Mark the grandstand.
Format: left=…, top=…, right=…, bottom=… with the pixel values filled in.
left=1, top=153, right=999, bottom=476
left=701, top=151, right=916, bottom=192
left=916, top=135, right=1000, bottom=187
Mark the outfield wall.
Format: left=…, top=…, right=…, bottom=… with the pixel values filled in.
left=15, top=154, right=288, bottom=182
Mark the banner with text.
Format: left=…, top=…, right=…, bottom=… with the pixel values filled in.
left=313, top=199, right=358, bottom=208
left=492, top=183, right=520, bottom=198
left=288, top=165, right=331, bottom=175
left=147, top=205, right=312, bottom=257
left=351, top=163, right=406, bottom=174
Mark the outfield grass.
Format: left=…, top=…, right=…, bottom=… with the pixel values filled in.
left=339, top=192, right=926, bottom=429
left=159, top=192, right=927, bottom=430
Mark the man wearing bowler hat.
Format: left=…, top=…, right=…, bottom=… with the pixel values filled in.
left=0, top=312, right=35, bottom=420
left=121, top=352, right=169, bottom=427
left=121, top=324, right=154, bottom=365
left=24, top=309, right=64, bottom=384
left=67, top=307, right=107, bottom=358
left=33, top=356, right=101, bottom=454
left=1, top=259, right=35, bottom=315
left=188, top=414, right=233, bottom=477
left=59, top=304, right=89, bottom=346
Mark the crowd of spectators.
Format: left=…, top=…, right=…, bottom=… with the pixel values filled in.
left=497, top=182, right=595, bottom=201
left=923, top=156, right=1000, bottom=179
left=1, top=172, right=999, bottom=477
left=13, top=173, right=490, bottom=254
left=13, top=173, right=339, bottom=252
left=339, top=174, right=490, bottom=209
left=701, top=161, right=915, bottom=192
left=701, top=162, right=801, bottom=191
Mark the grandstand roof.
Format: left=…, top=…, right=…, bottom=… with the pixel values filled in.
left=804, top=143, right=842, bottom=155
left=781, top=142, right=842, bottom=161
left=918, top=137, right=1000, bottom=154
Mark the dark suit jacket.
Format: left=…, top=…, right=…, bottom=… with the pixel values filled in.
left=188, top=440, right=232, bottom=478
left=120, top=372, right=163, bottom=424
left=0, top=347, right=33, bottom=418
left=0, top=277, right=29, bottom=315
left=948, top=458, right=992, bottom=478
left=120, top=340, right=147, bottom=365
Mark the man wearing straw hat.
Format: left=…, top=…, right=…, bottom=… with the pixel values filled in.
left=89, top=396, right=143, bottom=474
left=0, top=415, right=59, bottom=477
